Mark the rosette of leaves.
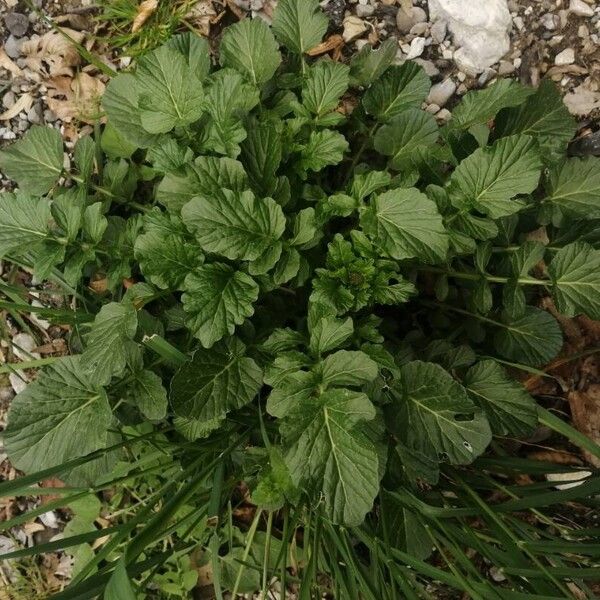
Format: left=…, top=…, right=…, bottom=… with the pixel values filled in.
left=1, top=0, right=600, bottom=595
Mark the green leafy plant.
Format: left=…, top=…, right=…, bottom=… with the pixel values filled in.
left=1, top=0, right=600, bottom=597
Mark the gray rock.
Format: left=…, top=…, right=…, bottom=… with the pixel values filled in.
left=414, top=58, right=440, bottom=76
left=541, top=13, right=558, bottom=30
left=569, top=0, right=594, bottom=17
left=396, top=6, right=427, bottom=33
left=427, top=77, right=456, bottom=106
left=497, top=59, right=515, bottom=74
left=4, top=34, right=23, bottom=59
left=356, top=4, right=375, bottom=17
left=430, top=19, right=447, bottom=43
left=44, top=109, right=58, bottom=123
left=4, top=12, right=29, bottom=37
left=2, top=91, right=16, bottom=110
left=27, top=102, right=43, bottom=125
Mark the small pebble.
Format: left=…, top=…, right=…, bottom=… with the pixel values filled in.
left=410, top=22, right=429, bottom=35
left=27, top=102, right=43, bottom=125
left=2, top=91, right=16, bottom=110
left=4, top=34, right=23, bottom=59
left=406, top=36, right=426, bottom=59
left=569, top=0, right=594, bottom=17
left=342, top=15, right=368, bottom=43
left=426, top=103, right=441, bottom=114
left=427, top=78, right=456, bottom=106
left=555, top=47, right=575, bottom=65
left=414, top=58, right=440, bottom=77
left=430, top=19, right=447, bottom=43
left=4, top=12, right=29, bottom=37
left=12, top=333, right=40, bottom=361
left=9, top=372, right=27, bottom=395
left=356, top=4, right=375, bottom=17
left=436, top=108, right=452, bottom=122
left=498, top=60, right=516, bottom=74
left=541, top=13, right=558, bottom=29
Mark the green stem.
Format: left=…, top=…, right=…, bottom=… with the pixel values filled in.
left=70, top=174, right=150, bottom=213
left=231, top=508, right=263, bottom=598
left=421, top=266, right=545, bottom=287
left=343, top=123, right=379, bottom=187
left=261, top=512, right=274, bottom=599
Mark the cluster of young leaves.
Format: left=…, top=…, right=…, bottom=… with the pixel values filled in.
left=2, top=0, right=600, bottom=544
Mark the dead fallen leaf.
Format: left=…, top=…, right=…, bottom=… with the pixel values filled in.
left=568, top=385, right=600, bottom=467
left=22, top=28, right=86, bottom=78
left=527, top=450, right=583, bottom=465
left=185, top=0, right=219, bottom=37
left=132, top=0, right=159, bottom=33
left=46, top=71, right=105, bottom=123
left=0, top=93, right=33, bottom=121
left=307, top=35, right=344, bottom=57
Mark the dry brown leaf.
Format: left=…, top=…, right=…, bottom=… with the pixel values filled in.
left=0, top=93, right=33, bottom=121
left=307, top=34, right=344, bottom=57
left=132, top=0, right=159, bottom=33
left=186, top=0, right=218, bottom=37
left=22, top=521, right=46, bottom=535
left=0, top=48, right=24, bottom=77
left=568, top=385, right=600, bottom=467
left=22, top=28, right=86, bottom=78
left=46, top=72, right=105, bottom=123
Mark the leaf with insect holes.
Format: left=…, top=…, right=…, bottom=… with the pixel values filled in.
left=464, top=360, right=537, bottom=436
left=220, top=18, right=281, bottom=86
left=170, top=338, right=263, bottom=421
left=182, top=189, right=285, bottom=262
left=448, top=135, right=542, bottom=219
left=0, top=126, right=64, bottom=194
left=182, top=264, right=259, bottom=348
left=280, top=387, right=379, bottom=525
left=549, top=242, right=600, bottom=320
left=363, top=63, right=430, bottom=123
left=387, top=361, right=492, bottom=464
left=273, top=0, right=328, bottom=55
left=360, top=188, right=448, bottom=263
left=545, top=157, right=600, bottom=219
left=4, top=356, right=113, bottom=473
left=494, top=306, right=563, bottom=367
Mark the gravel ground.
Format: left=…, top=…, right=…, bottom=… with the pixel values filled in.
left=1, top=0, right=599, bottom=596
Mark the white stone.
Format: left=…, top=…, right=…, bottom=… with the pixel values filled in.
left=569, top=0, right=594, bottom=17
left=564, top=85, right=600, bottom=115
left=555, top=47, right=575, bottom=65
left=414, top=58, right=440, bottom=76
left=406, top=36, right=426, bottom=59
left=9, top=372, right=27, bottom=394
left=430, top=19, right=448, bottom=43
left=428, top=0, right=512, bottom=75
left=356, top=3, right=375, bottom=17
left=12, top=333, right=40, bottom=361
left=342, top=16, right=368, bottom=42
left=427, top=78, right=456, bottom=106
left=436, top=108, right=452, bottom=122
